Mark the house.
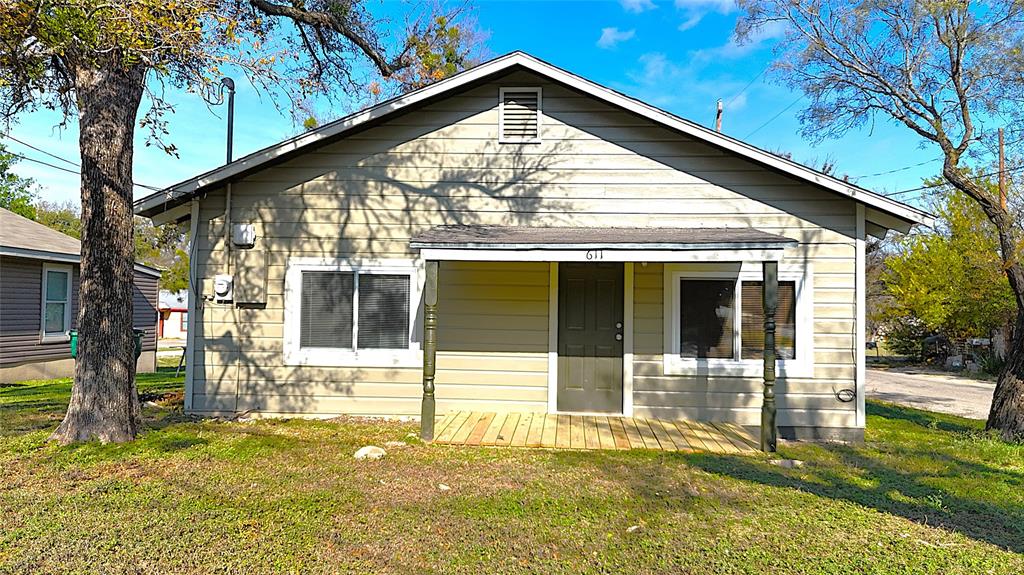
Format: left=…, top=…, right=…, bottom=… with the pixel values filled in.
left=134, top=52, right=932, bottom=443
left=158, top=290, right=189, bottom=341
left=0, top=208, right=161, bottom=382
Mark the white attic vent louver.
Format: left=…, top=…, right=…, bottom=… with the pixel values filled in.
left=499, top=87, right=542, bottom=143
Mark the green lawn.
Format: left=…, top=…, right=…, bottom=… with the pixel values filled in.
left=1, top=372, right=1022, bottom=574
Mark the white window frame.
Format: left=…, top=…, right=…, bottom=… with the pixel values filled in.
left=663, top=262, right=813, bottom=378
left=40, top=263, right=73, bottom=343
left=283, top=257, right=423, bottom=367
left=498, top=86, right=543, bottom=144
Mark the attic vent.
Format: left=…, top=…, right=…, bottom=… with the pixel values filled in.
left=499, top=87, right=542, bottom=143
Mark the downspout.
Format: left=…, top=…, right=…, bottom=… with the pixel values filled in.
left=184, top=199, right=200, bottom=412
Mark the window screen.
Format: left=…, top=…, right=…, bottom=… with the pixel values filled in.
left=44, top=270, right=69, bottom=335
left=357, top=274, right=410, bottom=349
left=741, top=281, right=797, bottom=360
left=679, top=279, right=735, bottom=359
left=300, top=271, right=353, bottom=348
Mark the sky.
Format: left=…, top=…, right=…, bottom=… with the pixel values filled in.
left=4, top=0, right=943, bottom=210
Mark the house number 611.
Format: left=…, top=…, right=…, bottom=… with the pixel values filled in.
left=586, top=250, right=603, bottom=260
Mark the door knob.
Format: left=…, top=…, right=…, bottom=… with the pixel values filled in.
left=615, top=322, right=623, bottom=329
left=615, top=333, right=623, bottom=341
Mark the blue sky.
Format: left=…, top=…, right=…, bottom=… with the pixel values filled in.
left=5, top=0, right=941, bottom=208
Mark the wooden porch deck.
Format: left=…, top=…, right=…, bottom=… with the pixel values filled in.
left=431, top=411, right=760, bottom=454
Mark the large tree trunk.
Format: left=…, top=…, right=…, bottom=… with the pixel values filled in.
left=988, top=261, right=1024, bottom=441
left=50, top=62, right=147, bottom=444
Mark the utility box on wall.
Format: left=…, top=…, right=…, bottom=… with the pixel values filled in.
left=232, top=248, right=267, bottom=305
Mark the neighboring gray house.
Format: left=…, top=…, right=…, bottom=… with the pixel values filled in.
left=0, top=208, right=160, bottom=382
left=135, top=52, right=932, bottom=442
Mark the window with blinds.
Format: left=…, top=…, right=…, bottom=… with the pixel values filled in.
left=300, top=272, right=353, bottom=348
left=740, top=281, right=797, bottom=360
left=357, top=274, right=410, bottom=349
left=500, top=88, right=541, bottom=142
left=299, top=271, right=410, bottom=350
left=679, top=279, right=735, bottom=359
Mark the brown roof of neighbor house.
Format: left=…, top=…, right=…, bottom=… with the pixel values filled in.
left=0, top=207, right=162, bottom=277
left=0, top=207, right=81, bottom=256
left=410, top=226, right=798, bottom=250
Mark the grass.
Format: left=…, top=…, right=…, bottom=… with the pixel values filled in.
left=1, top=372, right=1022, bottom=574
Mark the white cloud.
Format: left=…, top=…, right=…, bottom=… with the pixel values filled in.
left=621, top=0, right=657, bottom=13
left=674, top=0, right=736, bottom=31
left=597, top=27, right=636, bottom=49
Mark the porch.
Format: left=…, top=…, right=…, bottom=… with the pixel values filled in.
left=413, top=225, right=797, bottom=453
left=432, top=410, right=759, bottom=453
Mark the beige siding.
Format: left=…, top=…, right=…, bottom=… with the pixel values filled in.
left=190, top=70, right=859, bottom=427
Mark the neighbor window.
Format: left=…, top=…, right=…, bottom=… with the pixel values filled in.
left=284, top=259, right=420, bottom=367
left=41, top=264, right=72, bottom=340
left=665, top=264, right=811, bottom=377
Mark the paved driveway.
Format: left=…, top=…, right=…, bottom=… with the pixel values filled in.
left=866, top=368, right=994, bottom=420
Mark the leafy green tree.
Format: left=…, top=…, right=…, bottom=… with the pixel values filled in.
left=0, top=143, right=37, bottom=219
left=34, top=200, right=82, bottom=239
left=739, top=0, right=1024, bottom=439
left=885, top=176, right=1017, bottom=341
left=1, top=1, right=478, bottom=443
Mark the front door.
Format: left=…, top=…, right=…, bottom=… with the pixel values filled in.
left=557, top=262, right=624, bottom=413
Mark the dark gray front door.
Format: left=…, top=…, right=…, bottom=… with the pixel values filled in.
left=557, top=262, right=624, bottom=413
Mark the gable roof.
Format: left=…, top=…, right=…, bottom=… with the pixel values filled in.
left=134, top=51, right=934, bottom=231
left=0, top=207, right=162, bottom=277
left=0, top=207, right=82, bottom=258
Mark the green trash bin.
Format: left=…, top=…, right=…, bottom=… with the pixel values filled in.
left=69, top=329, right=144, bottom=360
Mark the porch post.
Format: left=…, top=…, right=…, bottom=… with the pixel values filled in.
left=421, top=260, right=439, bottom=441
left=761, top=260, right=778, bottom=452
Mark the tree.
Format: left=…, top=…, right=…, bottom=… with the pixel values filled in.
left=1, top=1, right=478, bottom=443
left=738, top=0, right=1024, bottom=440
left=884, top=175, right=1017, bottom=341
left=0, top=143, right=37, bottom=219
left=34, top=200, right=83, bottom=239
left=134, top=216, right=191, bottom=291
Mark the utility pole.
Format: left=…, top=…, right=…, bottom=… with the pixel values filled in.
left=999, top=127, right=1007, bottom=212
left=715, top=99, right=723, bottom=132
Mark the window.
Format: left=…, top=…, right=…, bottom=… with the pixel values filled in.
left=499, top=87, right=542, bottom=143
left=180, top=312, right=188, bottom=332
left=41, top=264, right=72, bottom=341
left=679, top=279, right=735, bottom=359
left=740, top=281, right=796, bottom=360
left=284, top=259, right=421, bottom=367
left=664, top=263, right=812, bottom=377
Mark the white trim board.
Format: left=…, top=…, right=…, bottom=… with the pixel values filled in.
left=418, top=248, right=787, bottom=263
left=855, top=204, right=867, bottom=427
left=134, top=52, right=933, bottom=230
left=0, top=246, right=163, bottom=278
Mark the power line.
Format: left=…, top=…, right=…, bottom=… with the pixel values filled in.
left=744, top=95, right=804, bottom=139
left=724, top=67, right=766, bottom=109
left=854, top=157, right=943, bottom=181
left=7, top=150, right=163, bottom=192
left=3, top=134, right=79, bottom=167
left=883, top=165, right=1024, bottom=198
